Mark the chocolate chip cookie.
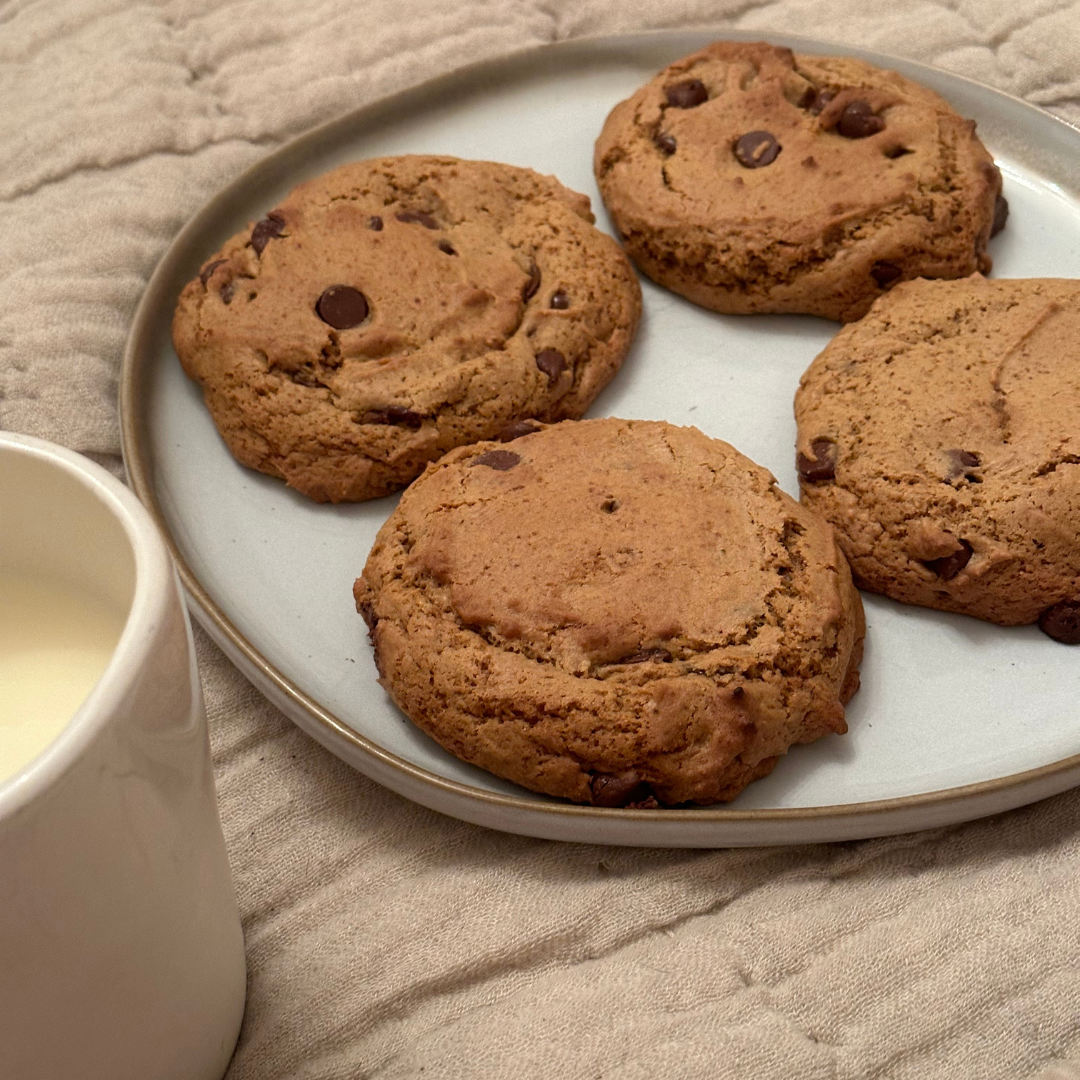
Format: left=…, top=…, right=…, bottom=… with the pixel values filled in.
left=172, top=156, right=641, bottom=502
left=354, top=418, right=865, bottom=806
left=594, top=41, right=1005, bottom=322
left=795, top=276, right=1080, bottom=641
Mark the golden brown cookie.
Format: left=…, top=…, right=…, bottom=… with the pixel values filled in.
left=795, top=276, right=1080, bottom=642
left=172, top=156, right=641, bottom=502
left=594, top=41, right=1005, bottom=322
left=355, top=418, right=865, bottom=806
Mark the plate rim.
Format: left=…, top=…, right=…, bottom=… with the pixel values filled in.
left=121, top=26, right=1080, bottom=841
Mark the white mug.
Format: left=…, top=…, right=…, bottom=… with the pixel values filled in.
left=0, top=432, right=246, bottom=1080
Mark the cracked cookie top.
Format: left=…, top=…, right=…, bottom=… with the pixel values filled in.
left=594, top=41, right=1003, bottom=322
left=172, top=155, right=641, bottom=502
left=795, top=276, right=1080, bottom=637
left=354, top=418, right=865, bottom=806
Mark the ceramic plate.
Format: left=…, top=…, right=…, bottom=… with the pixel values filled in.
left=121, top=30, right=1080, bottom=847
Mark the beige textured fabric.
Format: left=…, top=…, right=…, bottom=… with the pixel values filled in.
left=3, top=1, right=1080, bottom=1076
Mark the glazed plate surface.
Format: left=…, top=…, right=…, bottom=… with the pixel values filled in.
left=122, top=30, right=1080, bottom=846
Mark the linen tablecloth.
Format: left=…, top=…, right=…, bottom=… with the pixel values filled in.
left=2, top=1, right=1079, bottom=1076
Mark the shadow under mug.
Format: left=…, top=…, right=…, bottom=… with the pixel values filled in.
left=0, top=432, right=246, bottom=1080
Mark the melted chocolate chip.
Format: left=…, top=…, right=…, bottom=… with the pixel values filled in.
left=991, top=194, right=1009, bottom=237
left=220, top=282, right=234, bottom=305
left=654, top=131, right=677, bottom=155
left=199, top=259, right=226, bottom=287
left=590, top=771, right=652, bottom=808
left=665, top=79, right=708, bottom=109
left=523, top=264, right=541, bottom=302
left=1038, top=599, right=1080, bottom=644
left=473, top=449, right=520, bottom=471
left=734, top=131, right=781, bottom=169
left=808, top=89, right=834, bottom=115
left=316, top=285, right=369, bottom=329
left=499, top=419, right=542, bottom=442
left=368, top=215, right=384, bottom=231
left=535, top=349, right=567, bottom=384
left=837, top=100, right=885, bottom=139
left=872, top=261, right=903, bottom=289
left=925, top=540, right=973, bottom=581
left=360, top=406, right=423, bottom=428
left=550, top=290, right=570, bottom=310
left=796, top=438, right=837, bottom=482
left=250, top=212, right=285, bottom=255
left=438, top=240, right=457, bottom=256
left=396, top=210, right=438, bottom=229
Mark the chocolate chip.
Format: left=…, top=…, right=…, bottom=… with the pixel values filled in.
left=396, top=210, right=438, bottom=229
left=473, top=449, right=520, bottom=471
left=991, top=194, right=1009, bottom=237
left=438, top=240, right=457, bottom=256
left=600, top=498, right=619, bottom=514
left=535, top=349, right=567, bottom=384
left=1038, top=599, right=1080, bottom=644
left=946, top=449, right=981, bottom=481
left=807, top=89, right=834, bottom=115
left=617, top=648, right=671, bottom=664
left=872, top=261, right=903, bottom=289
left=316, top=285, right=369, bottom=329
left=796, top=438, right=837, bottom=482
left=590, top=770, right=651, bottom=808
left=250, top=212, right=285, bottom=255
left=654, top=131, right=677, bottom=155
left=359, top=406, right=423, bottom=428
left=220, top=282, right=234, bottom=305
left=550, top=290, right=570, bottom=310
left=499, top=419, right=541, bottom=442
left=837, top=100, right=885, bottom=139
left=199, top=259, right=226, bottom=287
left=523, top=264, right=541, bottom=301
left=368, top=216, right=384, bottom=231
left=665, top=79, right=707, bottom=109
left=734, top=130, right=781, bottom=169
left=925, top=539, right=973, bottom=580
left=626, top=795, right=660, bottom=810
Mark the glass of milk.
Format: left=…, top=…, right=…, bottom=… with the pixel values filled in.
left=0, top=432, right=246, bottom=1080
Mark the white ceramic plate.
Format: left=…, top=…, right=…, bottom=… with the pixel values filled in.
left=122, top=30, right=1080, bottom=847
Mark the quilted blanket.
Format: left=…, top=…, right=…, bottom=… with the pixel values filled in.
left=2, top=1, right=1079, bottom=1076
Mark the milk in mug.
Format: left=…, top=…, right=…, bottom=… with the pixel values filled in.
left=0, top=572, right=126, bottom=783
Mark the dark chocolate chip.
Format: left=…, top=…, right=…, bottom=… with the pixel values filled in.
left=368, top=215, right=384, bottom=231
left=991, top=194, right=1009, bottom=237
left=1038, top=599, right=1080, bottom=644
left=796, top=438, right=837, bottom=482
left=734, top=130, right=781, bottom=169
left=535, top=348, right=567, bottom=384
left=316, top=285, right=369, bottom=329
left=550, top=290, right=570, bottom=310
left=523, top=264, right=541, bottom=302
left=499, top=419, right=542, bottom=442
left=396, top=210, right=438, bottom=229
left=199, top=259, right=226, bottom=287
left=438, top=240, right=457, bottom=256
left=950, top=447, right=984, bottom=481
left=665, top=79, right=708, bottom=109
left=360, top=406, right=424, bottom=428
left=654, top=131, right=677, bottom=155
left=220, top=282, right=234, bottom=305
left=617, top=648, right=671, bottom=664
left=590, top=770, right=652, bottom=808
left=250, top=212, right=285, bottom=255
left=925, top=539, right=973, bottom=581
left=872, top=261, right=903, bottom=289
left=837, top=100, right=885, bottom=139
left=808, top=89, right=834, bottom=115
left=473, top=449, right=520, bottom=471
